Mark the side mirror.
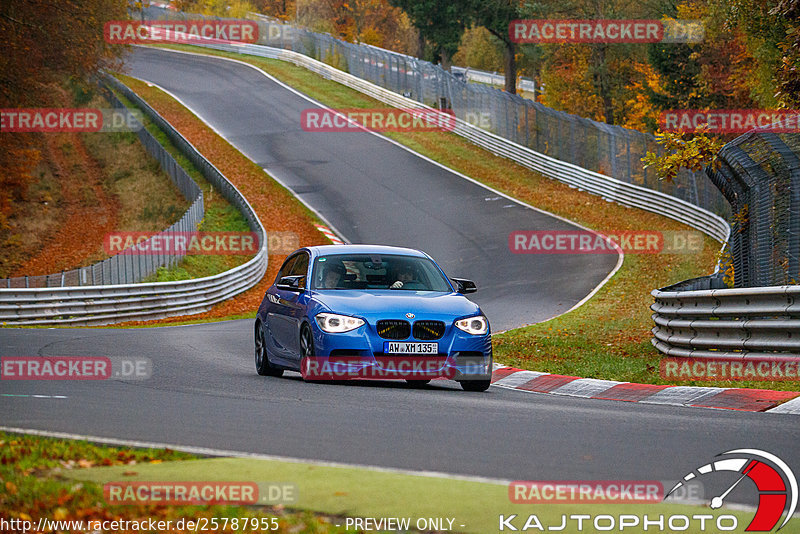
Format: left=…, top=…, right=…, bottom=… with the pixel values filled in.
left=276, top=275, right=305, bottom=291
left=451, top=277, right=477, bottom=294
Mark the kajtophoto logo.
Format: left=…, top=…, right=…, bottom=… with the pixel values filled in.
left=666, top=449, right=797, bottom=532
left=498, top=449, right=796, bottom=531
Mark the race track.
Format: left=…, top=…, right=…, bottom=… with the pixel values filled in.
left=1, top=47, right=796, bottom=513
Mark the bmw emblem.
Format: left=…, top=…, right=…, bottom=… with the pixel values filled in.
left=406, top=313, right=415, bottom=319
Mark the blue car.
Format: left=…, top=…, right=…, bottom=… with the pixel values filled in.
left=254, top=245, right=493, bottom=391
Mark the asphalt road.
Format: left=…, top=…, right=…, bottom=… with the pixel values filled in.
left=123, top=46, right=619, bottom=332
left=1, top=323, right=797, bottom=508
left=1, top=46, right=796, bottom=515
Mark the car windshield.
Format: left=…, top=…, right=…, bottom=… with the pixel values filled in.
left=311, top=254, right=453, bottom=292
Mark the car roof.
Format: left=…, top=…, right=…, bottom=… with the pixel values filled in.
left=305, top=244, right=429, bottom=258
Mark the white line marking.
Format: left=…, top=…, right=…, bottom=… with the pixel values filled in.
left=0, top=426, right=510, bottom=485
left=765, top=395, right=800, bottom=414
left=0, top=394, right=68, bottom=399
left=550, top=378, right=623, bottom=398
left=492, top=370, right=547, bottom=388
left=135, top=45, right=625, bottom=325
left=123, top=55, right=350, bottom=245
left=641, top=386, right=725, bottom=407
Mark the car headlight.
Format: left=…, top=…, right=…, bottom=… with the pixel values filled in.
left=455, top=315, right=488, bottom=335
left=315, top=313, right=365, bottom=333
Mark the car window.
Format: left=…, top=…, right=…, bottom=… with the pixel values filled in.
left=311, top=254, right=452, bottom=291
left=289, top=253, right=309, bottom=277
left=275, top=253, right=300, bottom=283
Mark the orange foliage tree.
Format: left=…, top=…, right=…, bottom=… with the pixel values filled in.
left=0, top=0, right=127, bottom=228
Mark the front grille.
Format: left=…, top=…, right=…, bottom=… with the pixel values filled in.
left=413, top=320, right=445, bottom=340
left=376, top=319, right=411, bottom=340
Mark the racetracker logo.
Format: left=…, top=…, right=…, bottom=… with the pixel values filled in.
left=104, top=20, right=258, bottom=44
left=301, top=356, right=466, bottom=380
left=301, top=108, right=456, bottom=132
left=104, top=481, right=297, bottom=505
left=509, top=230, right=703, bottom=254
left=1, top=109, right=143, bottom=133
left=659, top=110, right=800, bottom=133
left=509, top=481, right=664, bottom=503
left=1, top=356, right=151, bottom=380
left=661, top=357, right=800, bottom=381
left=104, top=231, right=260, bottom=255
left=509, top=19, right=703, bottom=44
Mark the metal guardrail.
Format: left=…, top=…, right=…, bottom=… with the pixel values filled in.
left=182, top=38, right=731, bottom=244
left=651, top=277, right=800, bottom=359
left=451, top=67, right=539, bottom=95
left=0, top=77, right=267, bottom=326
left=146, top=8, right=730, bottom=223
left=0, top=84, right=204, bottom=288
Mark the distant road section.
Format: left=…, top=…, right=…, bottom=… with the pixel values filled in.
left=126, top=47, right=619, bottom=330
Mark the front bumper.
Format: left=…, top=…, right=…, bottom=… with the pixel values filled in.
left=305, top=318, right=493, bottom=381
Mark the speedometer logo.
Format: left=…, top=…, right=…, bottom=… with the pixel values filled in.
left=666, top=449, right=797, bottom=531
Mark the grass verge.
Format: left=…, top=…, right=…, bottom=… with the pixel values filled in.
left=0, top=431, right=342, bottom=533
left=142, top=44, right=799, bottom=391
left=108, top=79, right=253, bottom=282
left=2, top=431, right=781, bottom=534
left=103, top=73, right=329, bottom=324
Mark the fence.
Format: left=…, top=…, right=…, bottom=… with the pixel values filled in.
left=0, top=82, right=204, bottom=288
left=0, top=76, right=267, bottom=325
left=143, top=7, right=731, bottom=225
left=706, top=131, right=800, bottom=288
left=145, top=31, right=728, bottom=244
left=651, top=131, right=800, bottom=358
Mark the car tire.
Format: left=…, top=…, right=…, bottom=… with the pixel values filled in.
left=299, top=325, right=322, bottom=382
left=255, top=321, right=283, bottom=377
left=459, top=379, right=491, bottom=392
left=405, top=379, right=431, bottom=387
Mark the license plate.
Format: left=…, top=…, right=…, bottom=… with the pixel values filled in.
left=383, top=342, right=438, bottom=354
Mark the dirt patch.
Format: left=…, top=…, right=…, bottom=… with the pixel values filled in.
left=10, top=130, right=119, bottom=276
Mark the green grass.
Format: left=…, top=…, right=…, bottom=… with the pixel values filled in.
left=8, top=430, right=787, bottom=534
left=61, top=444, right=790, bottom=534
left=0, top=432, right=343, bottom=533
left=108, top=78, right=254, bottom=283
left=142, top=44, right=800, bottom=392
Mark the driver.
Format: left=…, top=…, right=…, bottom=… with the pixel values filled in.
left=390, top=263, right=417, bottom=289
left=321, top=261, right=346, bottom=289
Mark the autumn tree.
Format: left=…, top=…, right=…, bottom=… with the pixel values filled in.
left=0, top=0, right=127, bottom=228
left=464, top=0, right=522, bottom=93
left=387, top=0, right=471, bottom=69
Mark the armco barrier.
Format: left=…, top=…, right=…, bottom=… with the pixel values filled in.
left=0, top=83, right=205, bottom=288
left=171, top=38, right=731, bottom=244
left=0, top=76, right=267, bottom=326
left=651, top=276, right=800, bottom=359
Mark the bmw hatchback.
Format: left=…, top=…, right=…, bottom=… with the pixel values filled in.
left=254, top=245, right=493, bottom=391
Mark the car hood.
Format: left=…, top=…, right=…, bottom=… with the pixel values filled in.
left=311, top=290, right=481, bottom=322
